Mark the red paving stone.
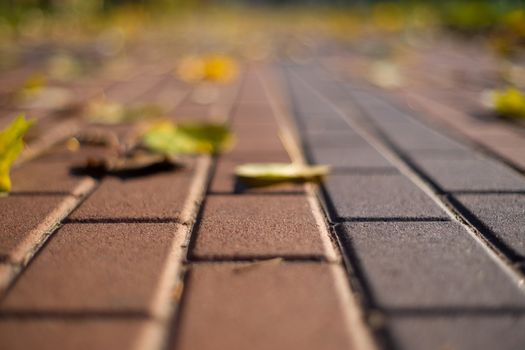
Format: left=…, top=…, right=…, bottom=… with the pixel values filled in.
left=190, top=195, right=326, bottom=259
left=173, top=263, right=356, bottom=350
left=0, top=195, right=73, bottom=263
left=1, top=223, right=178, bottom=313
left=0, top=320, right=149, bottom=350
left=68, top=162, right=195, bottom=222
left=11, top=160, right=93, bottom=195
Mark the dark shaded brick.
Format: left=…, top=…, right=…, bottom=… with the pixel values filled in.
left=388, top=315, right=525, bottom=350
left=325, top=174, right=447, bottom=219
left=455, top=194, right=525, bottom=257
left=309, top=144, right=393, bottom=169
left=1, top=223, right=176, bottom=313
left=0, top=195, right=69, bottom=263
left=0, top=319, right=148, bottom=350
left=303, top=129, right=363, bottom=148
left=69, top=163, right=194, bottom=221
left=340, top=222, right=525, bottom=308
left=299, top=116, right=352, bottom=132
left=173, top=263, right=355, bottom=350
left=190, top=195, right=325, bottom=259
left=412, top=157, right=525, bottom=192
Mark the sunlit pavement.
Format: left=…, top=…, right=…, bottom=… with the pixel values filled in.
left=1, top=6, right=525, bottom=350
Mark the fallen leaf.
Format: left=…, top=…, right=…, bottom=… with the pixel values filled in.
left=176, top=54, right=238, bottom=83
left=492, top=87, right=525, bottom=119
left=0, top=115, right=34, bottom=193
left=87, top=99, right=163, bottom=124
left=203, top=54, right=238, bottom=83
left=235, top=163, right=329, bottom=186
left=142, top=121, right=233, bottom=155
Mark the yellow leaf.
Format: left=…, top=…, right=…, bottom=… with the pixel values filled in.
left=176, top=54, right=238, bottom=83
left=0, top=115, right=34, bottom=193
left=492, top=87, right=525, bottom=119
left=142, top=121, right=233, bottom=155
left=203, top=54, right=238, bottom=83
left=235, top=163, right=329, bottom=186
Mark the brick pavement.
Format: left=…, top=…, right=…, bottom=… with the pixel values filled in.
left=0, top=44, right=524, bottom=350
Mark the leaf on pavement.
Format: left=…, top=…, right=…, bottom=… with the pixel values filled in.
left=491, top=87, right=525, bottom=119
left=176, top=54, right=238, bottom=83
left=0, top=115, right=34, bottom=193
left=87, top=99, right=163, bottom=125
left=235, top=162, right=329, bottom=186
left=142, top=121, right=233, bottom=155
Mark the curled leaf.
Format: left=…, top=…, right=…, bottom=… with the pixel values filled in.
left=492, top=87, right=525, bottom=119
left=0, top=115, right=34, bottom=193
left=75, top=151, right=181, bottom=177
left=142, top=121, right=233, bottom=155
left=235, top=163, right=329, bottom=186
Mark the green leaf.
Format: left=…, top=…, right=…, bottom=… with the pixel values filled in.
left=492, top=87, right=525, bottom=119
left=235, top=163, right=329, bottom=186
left=0, top=115, right=34, bottom=193
left=142, top=121, right=234, bottom=155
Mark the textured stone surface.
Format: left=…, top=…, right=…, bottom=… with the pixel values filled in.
left=190, top=195, right=325, bottom=259
left=1, top=223, right=176, bottom=312
left=455, top=194, right=525, bottom=257
left=303, top=129, right=364, bottom=148
left=173, top=263, right=355, bottom=350
left=340, top=222, right=525, bottom=308
left=0, top=320, right=148, bottom=350
left=11, top=160, right=88, bottom=195
left=412, top=157, right=525, bottom=192
left=69, top=163, right=194, bottom=221
left=324, top=174, right=447, bottom=220
left=0, top=195, right=68, bottom=262
left=388, top=315, right=525, bottom=350
left=309, top=144, right=393, bottom=169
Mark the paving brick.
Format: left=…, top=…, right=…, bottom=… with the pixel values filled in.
left=303, top=129, right=363, bottom=148
left=388, top=315, right=525, bottom=350
left=173, top=263, right=355, bottom=350
left=347, top=89, right=413, bottom=124
left=1, top=223, right=176, bottom=313
left=232, top=124, right=287, bottom=154
left=309, top=144, right=394, bottom=169
left=298, top=115, right=352, bottom=132
left=340, top=222, right=525, bottom=308
left=237, top=77, right=267, bottom=103
left=455, top=194, right=525, bottom=257
left=411, top=156, right=525, bottom=192
left=0, top=195, right=69, bottom=263
left=190, top=195, right=325, bottom=259
left=11, top=159, right=91, bottom=195
left=232, top=103, right=277, bottom=126
left=324, top=174, right=447, bottom=220
left=381, top=121, right=468, bottom=152
left=69, top=162, right=194, bottom=221
left=0, top=319, right=148, bottom=350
